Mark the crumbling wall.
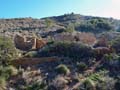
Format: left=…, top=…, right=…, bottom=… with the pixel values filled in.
left=36, top=38, right=46, bottom=49
left=14, top=34, right=46, bottom=51
left=11, top=57, right=60, bottom=67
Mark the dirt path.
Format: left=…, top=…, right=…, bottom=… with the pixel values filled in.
left=84, top=60, right=102, bottom=75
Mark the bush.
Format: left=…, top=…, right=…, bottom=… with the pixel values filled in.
left=84, top=71, right=116, bottom=90
left=111, top=37, right=120, bottom=53
left=83, top=78, right=96, bottom=90
left=26, top=81, right=47, bottom=90
left=76, top=18, right=113, bottom=33
left=38, top=42, right=94, bottom=60
left=56, top=64, right=70, bottom=75
left=0, top=77, right=6, bottom=90
left=65, top=23, right=75, bottom=33
left=45, top=18, right=54, bottom=28
left=77, top=62, right=87, bottom=71
left=96, top=76, right=116, bottom=90
left=103, top=53, right=119, bottom=61
left=24, top=51, right=38, bottom=58
left=0, top=65, right=18, bottom=80
left=89, top=73, right=104, bottom=82
left=0, top=36, right=19, bottom=65
left=103, top=53, right=120, bottom=68
left=4, top=66, right=18, bottom=76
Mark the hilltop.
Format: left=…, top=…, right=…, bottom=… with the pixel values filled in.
left=0, top=13, right=120, bottom=32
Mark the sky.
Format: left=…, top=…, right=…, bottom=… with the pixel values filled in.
left=0, top=0, right=120, bottom=19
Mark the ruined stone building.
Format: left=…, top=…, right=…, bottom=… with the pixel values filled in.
left=14, top=34, right=46, bottom=51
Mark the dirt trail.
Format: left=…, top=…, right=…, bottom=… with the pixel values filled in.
left=84, top=60, right=102, bottom=75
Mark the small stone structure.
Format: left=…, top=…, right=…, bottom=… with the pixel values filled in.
left=11, top=57, right=60, bottom=67
left=14, top=34, right=46, bottom=51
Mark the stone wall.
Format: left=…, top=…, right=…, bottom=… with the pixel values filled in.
left=11, top=57, right=60, bottom=67
left=14, top=34, right=46, bottom=51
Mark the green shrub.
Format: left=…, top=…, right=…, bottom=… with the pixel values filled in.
left=76, top=18, right=113, bottom=33
left=4, top=65, right=18, bottom=76
left=0, top=65, right=18, bottom=80
left=89, top=73, right=103, bottom=82
left=103, top=53, right=120, bottom=66
left=77, top=62, right=87, bottom=71
left=83, top=78, right=96, bottom=90
left=65, top=23, right=75, bottom=33
left=111, top=37, right=120, bottom=53
left=96, top=76, right=116, bottom=90
left=0, top=36, right=19, bottom=65
left=38, top=42, right=94, bottom=60
left=45, top=18, right=54, bottom=28
left=24, top=51, right=38, bottom=57
left=0, top=77, right=6, bottom=90
left=56, top=64, right=70, bottom=75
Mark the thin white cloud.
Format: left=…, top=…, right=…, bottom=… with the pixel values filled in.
left=100, top=0, right=120, bottom=19
left=111, top=0, right=120, bottom=4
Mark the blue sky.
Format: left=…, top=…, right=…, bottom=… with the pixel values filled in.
left=0, top=0, right=120, bottom=19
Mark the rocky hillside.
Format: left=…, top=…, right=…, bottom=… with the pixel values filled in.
left=0, top=13, right=120, bottom=33
left=0, top=14, right=120, bottom=90
left=0, top=13, right=120, bottom=45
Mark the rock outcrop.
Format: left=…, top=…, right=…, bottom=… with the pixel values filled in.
left=14, top=34, right=46, bottom=51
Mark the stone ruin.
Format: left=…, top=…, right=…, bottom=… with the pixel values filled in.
left=14, top=34, right=46, bottom=51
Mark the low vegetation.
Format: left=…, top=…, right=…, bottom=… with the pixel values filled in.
left=56, top=64, right=70, bottom=75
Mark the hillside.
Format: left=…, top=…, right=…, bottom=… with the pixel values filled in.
left=0, top=13, right=120, bottom=32
left=0, top=14, right=120, bottom=90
